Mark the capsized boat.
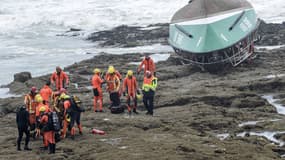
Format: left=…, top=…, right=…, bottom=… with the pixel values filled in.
left=169, top=0, right=260, bottom=68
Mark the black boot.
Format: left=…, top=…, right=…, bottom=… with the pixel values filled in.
left=17, top=143, right=21, bottom=151
left=49, top=144, right=53, bottom=154
left=52, top=144, right=56, bottom=153
left=133, top=109, right=139, bottom=114
left=24, top=145, right=32, bottom=151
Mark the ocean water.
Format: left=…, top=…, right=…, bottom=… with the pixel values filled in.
left=0, top=0, right=284, bottom=86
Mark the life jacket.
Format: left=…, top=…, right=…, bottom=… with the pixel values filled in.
left=106, top=74, right=120, bottom=92
left=24, top=94, right=37, bottom=114
left=142, top=76, right=158, bottom=92
left=65, top=95, right=84, bottom=113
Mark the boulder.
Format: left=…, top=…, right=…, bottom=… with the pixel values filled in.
left=13, top=72, right=32, bottom=83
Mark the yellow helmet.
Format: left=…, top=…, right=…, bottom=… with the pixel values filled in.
left=136, top=93, right=143, bottom=101
left=35, top=94, right=43, bottom=103
left=108, top=66, right=115, bottom=74
left=127, top=70, right=133, bottom=77
left=39, top=106, right=46, bottom=112
left=93, top=68, right=101, bottom=74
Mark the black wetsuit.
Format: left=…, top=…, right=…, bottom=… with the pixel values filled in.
left=16, top=107, right=30, bottom=150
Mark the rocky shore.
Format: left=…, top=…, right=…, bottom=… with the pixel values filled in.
left=1, top=21, right=285, bottom=160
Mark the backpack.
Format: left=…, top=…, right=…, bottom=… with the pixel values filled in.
left=110, top=105, right=125, bottom=114
left=69, top=95, right=85, bottom=112
left=47, top=111, right=61, bottom=132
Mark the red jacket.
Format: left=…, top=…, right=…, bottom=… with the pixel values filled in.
left=123, top=76, right=137, bottom=97
left=50, top=71, right=69, bottom=91
left=138, top=58, right=156, bottom=74
left=92, top=74, right=103, bottom=92
left=40, top=85, right=53, bottom=102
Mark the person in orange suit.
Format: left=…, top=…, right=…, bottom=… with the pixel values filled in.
left=24, top=86, right=38, bottom=134
left=40, top=81, right=53, bottom=105
left=35, top=96, right=50, bottom=143
left=60, top=94, right=83, bottom=139
left=105, top=66, right=121, bottom=107
left=137, top=55, right=156, bottom=75
left=122, top=70, right=139, bottom=114
left=92, top=68, right=104, bottom=112
left=50, top=66, right=69, bottom=91
left=39, top=107, right=56, bottom=154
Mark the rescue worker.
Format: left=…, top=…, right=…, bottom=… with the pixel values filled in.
left=137, top=55, right=156, bottom=75
left=24, top=86, right=38, bottom=135
left=16, top=105, right=32, bottom=151
left=50, top=66, right=69, bottom=91
left=122, top=70, right=139, bottom=114
left=60, top=94, right=83, bottom=139
left=40, top=81, right=53, bottom=105
left=92, top=68, right=104, bottom=112
left=39, top=106, right=56, bottom=154
left=105, top=66, right=121, bottom=107
left=142, top=71, right=157, bottom=115
left=35, top=96, right=50, bottom=149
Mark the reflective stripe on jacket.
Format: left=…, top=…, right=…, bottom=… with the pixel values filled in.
left=142, top=76, right=157, bottom=92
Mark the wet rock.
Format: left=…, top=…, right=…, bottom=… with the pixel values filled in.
left=13, top=72, right=31, bottom=83
left=176, top=145, right=196, bottom=153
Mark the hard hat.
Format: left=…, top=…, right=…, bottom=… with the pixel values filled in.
left=136, top=93, right=143, bottom=101
left=94, top=68, right=101, bottom=74
left=35, top=94, right=43, bottom=103
left=127, top=70, right=133, bottom=76
left=31, top=86, right=37, bottom=93
left=108, top=66, right=115, bottom=74
left=39, top=106, right=46, bottom=112
left=146, top=70, right=151, bottom=76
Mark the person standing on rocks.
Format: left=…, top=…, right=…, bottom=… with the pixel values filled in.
left=137, top=55, right=156, bottom=76
left=50, top=66, right=69, bottom=91
left=92, top=68, right=104, bottom=112
left=105, top=66, right=121, bottom=107
left=142, top=71, right=157, bottom=115
left=40, top=81, right=53, bottom=105
left=16, top=105, right=32, bottom=151
left=122, top=70, right=139, bottom=114
left=24, top=86, right=38, bottom=135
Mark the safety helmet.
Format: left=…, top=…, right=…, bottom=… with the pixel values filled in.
left=35, top=94, right=43, bottom=103
left=127, top=70, right=133, bottom=77
left=136, top=93, right=143, bottom=101
left=94, top=68, right=101, bottom=74
left=108, top=66, right=115, bottom=74
left=31, top=86, right=37, bottom=93
left=146, top=70, right=151, bottom=77
left=39, top=106, right=46, bottom=112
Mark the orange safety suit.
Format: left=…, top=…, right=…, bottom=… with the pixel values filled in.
left=123, top=76, right=138, bottom=112
left=24, top=94, right=37, bottom=129
left=40, top=85, right=53, bottom=103
left=91, top=74, right=104, bottom=112
left=61, top=100, right=70, bottom=138
left=105, top=74, right=120, bottom=93
left=40, top=114, right=55, bottom=148
left=105, top=71, right=122, bottom=80
left=138, top=58, right=156, bottom=75
left=50, top=71, right=69, bottom=91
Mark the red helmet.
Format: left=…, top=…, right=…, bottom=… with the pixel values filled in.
left=31, top=86, right=37, bottom=93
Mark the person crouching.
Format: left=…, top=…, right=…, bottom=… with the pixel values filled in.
left=39, top=106, right=56, bottom=154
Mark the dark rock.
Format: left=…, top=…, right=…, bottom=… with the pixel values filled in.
left=13, top=72, right=32, bottom=83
